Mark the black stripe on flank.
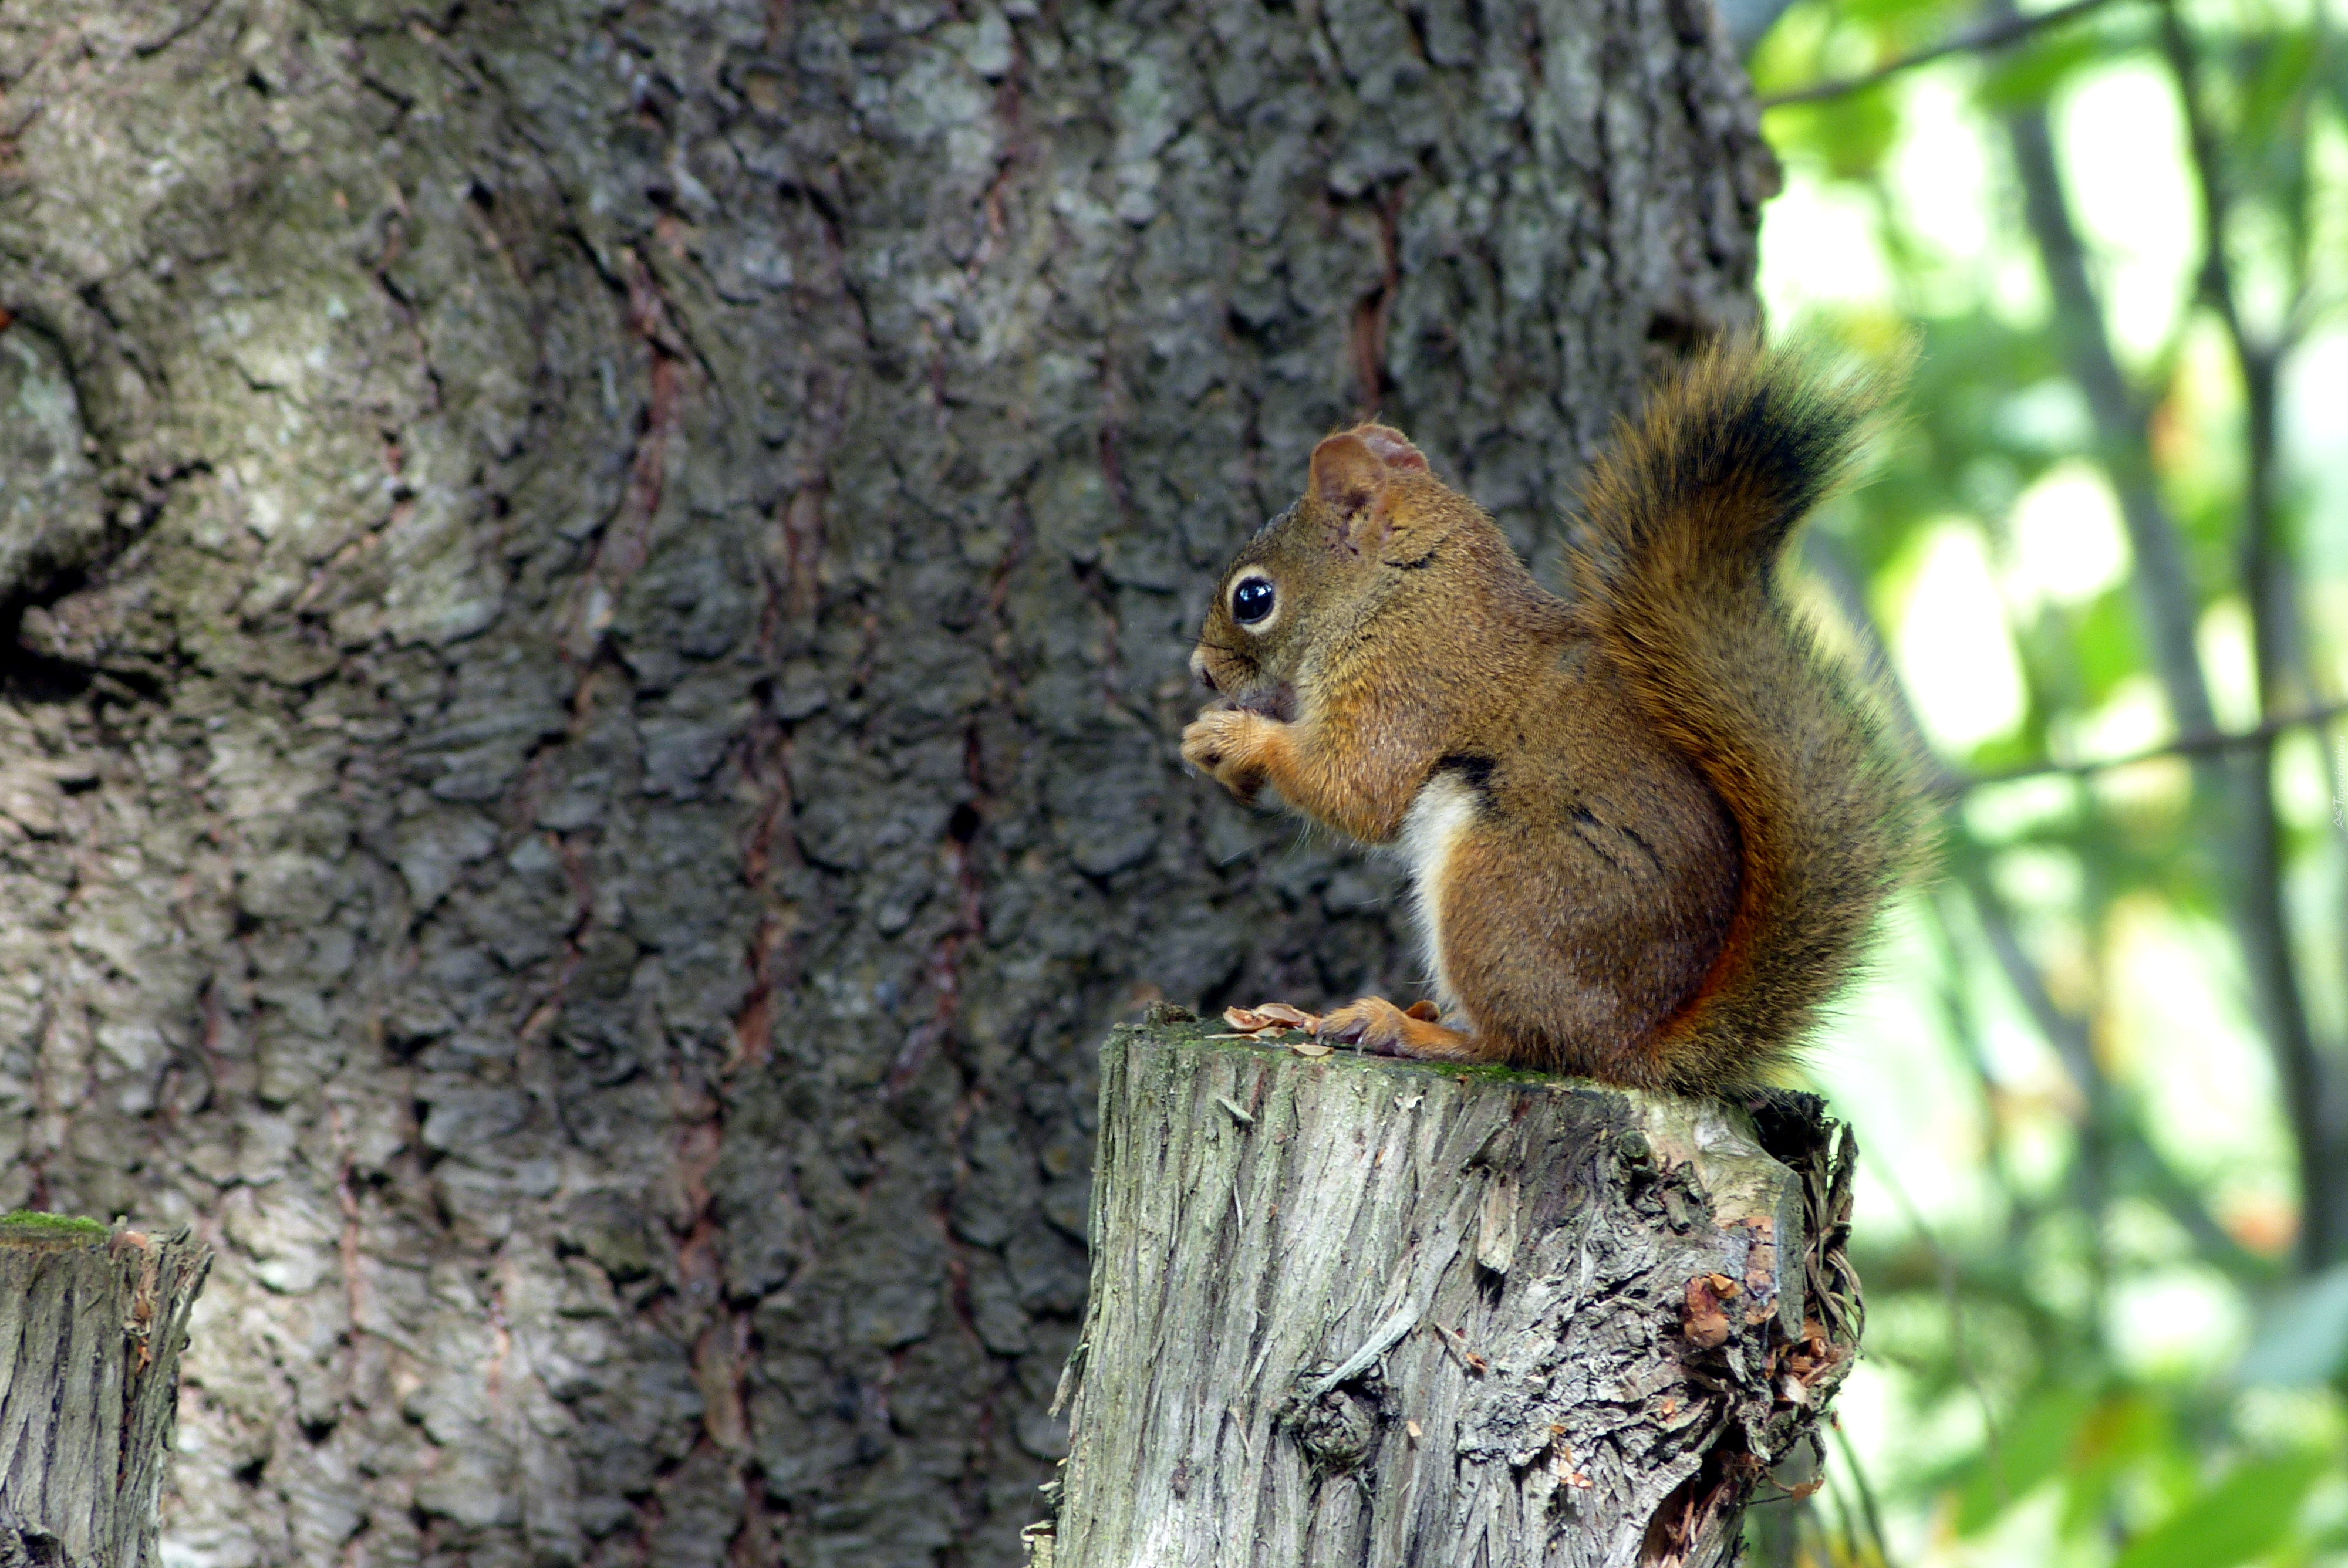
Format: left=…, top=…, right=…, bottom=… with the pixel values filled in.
left=1618, top=824, right=1666, bottom=874
left=1433, top=753, right=1496, bottom=794
left=1566, top=806, right=1627, bottom=873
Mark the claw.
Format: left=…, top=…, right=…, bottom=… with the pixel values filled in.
left=1315, top=996, right=1483, bottom=1062
left=1180, top=708, right=1275, bottom=802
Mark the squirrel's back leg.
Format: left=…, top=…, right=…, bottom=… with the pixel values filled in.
left=1317, top=996, right=1504, bottom=1060
left=1315, top=772, right=1516, bottom=1064
left=1354, top=758, right=1735, bottom=1082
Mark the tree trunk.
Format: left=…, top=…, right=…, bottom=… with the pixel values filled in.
left=0, top=1218, right=211, bottom=1567
left=0, top=2, right=1775, bottom=1562
left=1031, top=1021, right=1857, bottom=1568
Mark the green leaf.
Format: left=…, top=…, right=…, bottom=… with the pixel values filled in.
left=1976, top=30, right=2106, bottom=109
left=1841, top=0, right=1967, bottom=28
left=1763, top=83, right=1901, bottom=181
left=2237, top=27, right=2319, bottom=147
left=1745, top=0, right=1854, bottom=102
left=2111, top=1451, right=2329, bottom=1568
left=1952, top=1385, right=2096, bottom=1535
left=2057, top=1392, right=2167, bottom=1540
left=2069, top=588, right=2145, bottom=705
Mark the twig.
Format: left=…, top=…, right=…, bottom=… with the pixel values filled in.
left=1760, top=0, right=2123, bottom=107
left=1830, top=1422, right=1898, bottom=1568
left=1918, top=884, right=2049, bottom=1228
left=1303, top=1297, right=1425, bottom=1400
left=1871, top=1157, right=2003, bottom=1478
left=1995, top=31, right=2217, bottom=738
left=2155, top=0, right=2342, bottom=1270
left=1810, top=531, right=2270, bottom=1281
left=1992, top=6, right=2342, bottom=1268
left=1942, top=864, right=2271, bottom=1281
left=1931, top=699, right=2348, bottom=794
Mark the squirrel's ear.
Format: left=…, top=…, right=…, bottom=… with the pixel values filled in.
left=1350, top=425, right=1428, bottom=477
left=1310, top=433, right=1383, bottom=513
left=1309, top=424, right=1426, bottom=550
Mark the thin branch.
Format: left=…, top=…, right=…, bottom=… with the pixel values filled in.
left=1986, top=15, right=2346, bottom=1265
left=1944, top=866, right=2272, bottom=1280
left=1801, top=532, right=1952, bottom=785
left=1830, top=1422, right=1898, bottom=1568
left=1806, top=532, right=2271, bottom=1280
left=1931, top=699, right=2348, bottom=794
left=2154, top=0, right=2343, bottom=1270
left=1760, top=0, right=2122, bottom=108
left=2002, top=100, right=2218, bottom=736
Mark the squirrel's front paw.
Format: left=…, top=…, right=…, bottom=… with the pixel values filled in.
left=1181, top=708, right=1276, bottom=800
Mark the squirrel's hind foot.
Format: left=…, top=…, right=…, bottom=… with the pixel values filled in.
left=1317, top=997, right=1490, bottom=1062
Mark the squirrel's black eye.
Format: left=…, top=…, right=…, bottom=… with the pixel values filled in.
left=1232, top=576, right=1276, bottom=625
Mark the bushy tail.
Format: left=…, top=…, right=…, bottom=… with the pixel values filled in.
left=1571, top=339, right=1920, bottom=1092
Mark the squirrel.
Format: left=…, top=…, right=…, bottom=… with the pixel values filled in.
left=1179, top=340, right=1917, bottom=1094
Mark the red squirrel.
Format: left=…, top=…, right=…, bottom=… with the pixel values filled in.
left=1181, top=342, right=1917, bottom=1093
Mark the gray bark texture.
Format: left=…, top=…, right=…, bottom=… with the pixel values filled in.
left=0, top=1219, right=211, bottom=1567
left=0, top=1, right=1774, bottom=1562
left=1033, top=1022, right=1858, bottom=1568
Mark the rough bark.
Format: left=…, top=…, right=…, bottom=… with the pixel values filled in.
left=0, top=1218, right=211, bottom=1567
left=1032, top=1021, right=1857, bottom=1568
left=0, top=2, right=1773, bottom=1562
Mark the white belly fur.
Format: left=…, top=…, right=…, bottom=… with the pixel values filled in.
left=1395, top=773, right=1479, bottom=1016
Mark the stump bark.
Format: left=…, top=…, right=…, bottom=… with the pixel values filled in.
left=1030, top=1019, right=1860, bottom=1568
left=0, top=1218, right=212, bottom=1567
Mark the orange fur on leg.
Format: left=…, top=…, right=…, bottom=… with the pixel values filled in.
left=1316, top=996, right=1496, bottom=1062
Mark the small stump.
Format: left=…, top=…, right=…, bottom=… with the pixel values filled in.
left=0, top=1215, right=213, bottom=1567
left=1027, top=1018, right=1860, bottom=1568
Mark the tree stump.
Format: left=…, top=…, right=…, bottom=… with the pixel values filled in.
left=0, top=1216, right=212, bottom=1567
left=1027, top=1018, right=1860, bottom=1568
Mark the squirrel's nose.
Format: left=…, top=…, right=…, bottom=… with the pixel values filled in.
left=1190, top=650, right=1218, bottom=692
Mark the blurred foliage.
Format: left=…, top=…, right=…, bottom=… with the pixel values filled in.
left=1742, top=0, right=2348, bottom=1560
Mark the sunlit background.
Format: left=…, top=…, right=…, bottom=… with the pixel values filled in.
left=1746, top=0, right=2348, bottom=1559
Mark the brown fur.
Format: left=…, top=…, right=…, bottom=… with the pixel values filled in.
left=1182, top=342, right=1917, bottom=1093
